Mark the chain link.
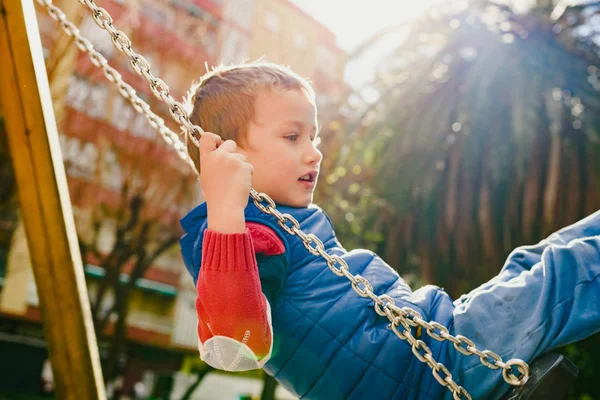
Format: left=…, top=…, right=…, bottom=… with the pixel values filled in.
left=75, top=0, right=204, bottom=142
left=249, top=190, right=530, bottom=398
left=36, top=0, right=197, bottom=171
left=35, top=0, right=530, bottom=397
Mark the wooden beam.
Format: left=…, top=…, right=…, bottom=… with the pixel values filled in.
left=0, top=0, right=105, bottom=398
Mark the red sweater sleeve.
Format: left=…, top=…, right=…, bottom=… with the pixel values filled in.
left=196, top=223, right=285, bottom=361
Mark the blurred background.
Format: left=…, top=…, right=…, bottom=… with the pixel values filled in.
left=1, top=0, right=600, bottom=398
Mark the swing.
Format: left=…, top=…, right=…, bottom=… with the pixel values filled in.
left=34, top=0, right=579, bottom=398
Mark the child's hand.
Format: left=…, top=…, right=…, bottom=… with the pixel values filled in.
left=199, top=132, right=253, bottom=233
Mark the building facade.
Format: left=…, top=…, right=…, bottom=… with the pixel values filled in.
left=0, top=0, right=348, bottom=397
left=219, top=0, right=348, bottom=110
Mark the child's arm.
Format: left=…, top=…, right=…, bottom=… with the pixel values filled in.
left=193, top=133, right=285, bottom=371
left=196, top=222, right=285, bottom=371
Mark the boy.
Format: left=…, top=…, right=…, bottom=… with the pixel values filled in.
left=179, top=62, right=600, bottom=399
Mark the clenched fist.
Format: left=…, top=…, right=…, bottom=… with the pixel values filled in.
left=198, top=133, right=254, bottom=233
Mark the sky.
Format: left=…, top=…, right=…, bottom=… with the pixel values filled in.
left=289, top=1, right=539, bottom=88
left=290, top=0, right=539, bottom=51
left=290, top=1, right=434, bottom=51
left=290, top=1, right=438, bottom=88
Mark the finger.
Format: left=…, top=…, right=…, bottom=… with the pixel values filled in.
left=231, top=153, right=246, bottom=162
left=205, top=132, right=222, bottom=143
left=198, top=132, right=222, bottom=154
left=245, top=161, right=254, bottom=175
left=218, top=140, right=237, bottom=153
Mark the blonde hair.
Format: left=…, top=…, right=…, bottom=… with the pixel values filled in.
left=183, top=62, right=316, bottom=173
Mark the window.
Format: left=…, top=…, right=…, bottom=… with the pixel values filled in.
left=66, top=78, right=108, bottom=119
left=144, top=54, right=160, bottom=76
left=223, top=0, right=254, bottom=30
left=101, top=150, right=122, bottom=190
left=142, top=4, right=171, bottom=25
left=316, top=94, right=330, bottom=108
left=203, top=29, right=219, bottom=57
left=264, top=11, right=280, bottom=32
left=111, top=96, right=134, bottom=132
left=79, top=16, right=116, bottom=59
left=87, top=85, right=108, bottom=119
left=219, top=28, right=249, bottom=64
left=59, top=134, right=99, bottom=178
left=131, top=113, right=156, bottom=140
left=316, top=45, right=338, bottom=78
left=66, top=76, right=91, bottom=112
left=293, top=34, right=307, bottom=48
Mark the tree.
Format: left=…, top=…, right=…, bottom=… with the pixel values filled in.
left=67, top=138, right=198, bottom=384
left=34, top=0, right=203, bottom=388
left=178, top=363, right=212, bottom=400
left=324, top=0, right=600, bottom=292
left=317, top=1, right=600, bottom=397
left=0, top=113, right=20, bottom=281
left=260, top=373, right=277, bottom=400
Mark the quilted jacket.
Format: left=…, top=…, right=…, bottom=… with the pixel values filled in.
left=180, top=200, right=455, bottom=399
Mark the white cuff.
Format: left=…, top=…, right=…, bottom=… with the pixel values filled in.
left=198, top=296, right=273, bottom=371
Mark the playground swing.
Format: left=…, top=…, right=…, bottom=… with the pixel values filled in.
left=35, top=0, right=579, bottom=398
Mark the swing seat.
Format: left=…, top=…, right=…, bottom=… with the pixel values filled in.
left=500, top=353, right=578, bottom=400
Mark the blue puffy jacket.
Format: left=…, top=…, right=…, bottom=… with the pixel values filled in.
left=180, top=200, right=457, bottom=399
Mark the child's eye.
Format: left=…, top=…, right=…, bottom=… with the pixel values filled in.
left=285, top=133, right=299, bottom=142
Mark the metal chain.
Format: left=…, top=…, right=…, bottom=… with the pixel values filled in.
left=36, top=0, right=530, bottom=397
left=35, top=0, right=197, bottom=171
left=76, top=0, right=204, bottom=143
left=249, top=193, right=530, bottom=399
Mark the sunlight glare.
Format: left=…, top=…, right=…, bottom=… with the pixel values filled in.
left=291, top=1, right=441, bottom=89
left=291, top=1, right=436, bottom=51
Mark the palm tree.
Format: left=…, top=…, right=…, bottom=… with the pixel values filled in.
left=328, top=0, right=600, bottom=291
left=317, top=2, right=600, bottom=397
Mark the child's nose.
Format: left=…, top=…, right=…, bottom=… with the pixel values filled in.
left=305, top=144, right=323, bottom=165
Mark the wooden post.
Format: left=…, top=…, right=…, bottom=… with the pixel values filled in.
left=0, top=0, right=105, bottom=399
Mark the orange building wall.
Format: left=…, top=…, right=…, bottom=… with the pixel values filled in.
left=247, top=0, right=348, bottom=106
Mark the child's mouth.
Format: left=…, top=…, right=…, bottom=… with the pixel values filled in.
left=298, top=171, right=317, bottom=188
left=299, top=173, right=315, bottom=182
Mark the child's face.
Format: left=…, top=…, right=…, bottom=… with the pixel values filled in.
left=239, top=88, right=322, bottom=208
